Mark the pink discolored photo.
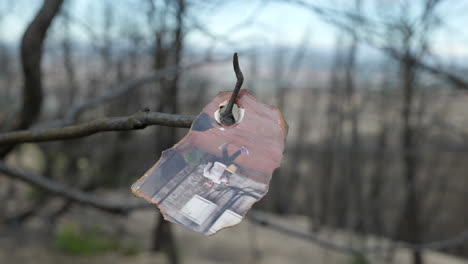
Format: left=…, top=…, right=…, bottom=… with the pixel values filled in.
left=132, top=90, right=287, bottom=235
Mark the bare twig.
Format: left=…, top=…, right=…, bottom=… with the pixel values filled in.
left=249, top=210, right=468, bottom=254
left=187, top=0, right=270, bottom=48
left=0, top=159, right=367, bottom=257
left=280, top=0, right=468, bottom=91
left=220, top=53, right=244, bottom=125
left=248, top=211, right=365, bottom=257
left=0, top=111, right=195, bottom=145
left=0, top=162, right=148, bottom=214
left=1, top=159, right=468, bottom=253
left=383, top=47, right=468, bottom=90
left=63, top=67, right=179, bottom=125
left=399, top=228, right=468, bottom=251
left=62, top=57, right=229, bottom=126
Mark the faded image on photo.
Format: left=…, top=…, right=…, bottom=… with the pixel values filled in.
left=132, top=91, right=287, bottom=235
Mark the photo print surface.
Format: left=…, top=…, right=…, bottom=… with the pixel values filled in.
left=132, top=90, right=287, bottom=235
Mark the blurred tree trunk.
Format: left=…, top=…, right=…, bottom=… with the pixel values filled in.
left=150, top=1, right=185, bottom=264
left=60, top=11, right=78, bottom=109
left=271, top=31, right=310, bottom=214
left=289, top=89, right=313, bottom=214
left=18, top=0, right=63, bottom=128
left=393, top=2, right=442, bottom=263
left=270, top=48, right=287, bottom=214
left=282, top=31, right=310, bottom=214
left=0, top=9, right=14, bottom=126
left=99, top=2, right=114, bottom=81
left=0, top=0, right=63, bottom=158
left=1, top=0, right=62, bottom=218
left=319, top=36, right=345, bottom=227
left=247, top=50, right=258, bottom=95
left=368, top=63, right=392, bottom=236
left=343, top=0, right=363, bottom=234
left=397, top=49, right=423, bottom=264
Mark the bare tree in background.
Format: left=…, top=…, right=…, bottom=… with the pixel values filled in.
left=2, top=1, right=468, bottom=264
left=388, top=2, right=442, bottom=264
left=147, top=1, right=185, bottom=263
left=0, top=0, right=63, bottom=158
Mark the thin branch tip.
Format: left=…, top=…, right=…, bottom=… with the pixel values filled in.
left=220, top=52, right=244, bottom=125
left=233, top=52, right=244, bottom=83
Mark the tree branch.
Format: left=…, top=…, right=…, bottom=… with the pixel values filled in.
left=383, top=47, right=468, bottom=90
left=281, top=0, right=468, bottom=91
left=0, top=111, right=196, bottom=145
left=0, top=162, right=148, bottom=214
left=249, top=210, right=468, bottom=253
left=248, top=211, right=365, bottom=257
left=61, top=57, right=230, bottom=126
left=0, top=159, right=365, bottom=256
left=1, top=160, right=467, bottom=254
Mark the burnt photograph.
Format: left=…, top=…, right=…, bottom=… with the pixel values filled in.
left=132, top=90, right=287, bottom=235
